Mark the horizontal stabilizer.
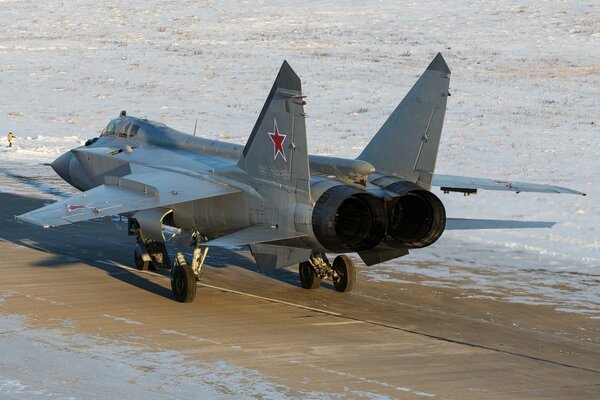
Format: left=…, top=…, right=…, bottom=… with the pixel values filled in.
left=446, top=218, right=555, bottom=230
left=203, top=224, right=307, bottom=247
left=433, top=174, right=586, bottom=195
left=358, top=246, right=409, bottom=266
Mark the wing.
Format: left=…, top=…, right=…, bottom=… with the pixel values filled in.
left=432, top=174, right=586, bottom=195
left=16, top=165, right=240, bottom=228
left=203, top=224, right=307, bottom=247
left=204, top=225, right=310, bottom=272
left=445, top=218, right=555, bottom=230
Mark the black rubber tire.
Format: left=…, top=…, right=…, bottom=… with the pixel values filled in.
left=134, top=247, right=150, bottom=271
left=299, top=261, right=321, bottom=289
left=332, top=255, right=356, bottom=293
left=171, top=261, right=197, bottom=303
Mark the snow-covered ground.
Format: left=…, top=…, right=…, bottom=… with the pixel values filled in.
left=0, top=1, right=598, bottom=395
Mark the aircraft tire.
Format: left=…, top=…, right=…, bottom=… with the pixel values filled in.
left=134, top=246, right=150, bottom=271
left=299, top=261, right=321, bottom=289
left=171, top=261, right=197, bottom=303
left=332, top=255, right=356, bottom=293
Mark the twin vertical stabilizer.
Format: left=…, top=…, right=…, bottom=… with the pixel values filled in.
left=357, top=53, right=451, bottom=188
left=238, top=61, right=311, bottom=204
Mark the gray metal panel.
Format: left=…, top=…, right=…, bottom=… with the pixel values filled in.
left=72, top=146, right=132, bottom=187
left=432, top=174, right=586, bottom=195
left=357, top=53, right=451, bottom=187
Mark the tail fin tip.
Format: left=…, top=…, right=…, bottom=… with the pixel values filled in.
left=275, top=60, right=300, bottom=91
left=427, top=52, right=451, bottom=74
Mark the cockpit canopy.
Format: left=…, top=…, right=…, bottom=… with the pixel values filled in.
left=100, top=117, right=141, bottom=139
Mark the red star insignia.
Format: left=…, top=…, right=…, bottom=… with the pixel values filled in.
left=66, top=203, right=95, bottom=212
left=268, top=118, right=287, bottom=163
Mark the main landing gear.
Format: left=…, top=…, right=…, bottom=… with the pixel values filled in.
left=132, top=223, right=206, bottom=303
left=134, top=233, right=171, bottom=271
left=299, top=252, right=356, bottom=293
left=170, top=232, right=208, bottom=303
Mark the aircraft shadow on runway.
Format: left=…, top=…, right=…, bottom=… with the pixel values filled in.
left=0, top=167, right=73, bottom=199
left=0, top=192, right=315, bottom=301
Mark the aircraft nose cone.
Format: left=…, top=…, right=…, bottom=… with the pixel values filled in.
left=51, top=152, right=74, bottom=183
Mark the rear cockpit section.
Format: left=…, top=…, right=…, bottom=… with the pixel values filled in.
left=116, top=122, right=141, bottom=138
left=100, top=115, right=141, bottom=139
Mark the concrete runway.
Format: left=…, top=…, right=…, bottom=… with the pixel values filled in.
left=1, top=192, right=599, bottom=399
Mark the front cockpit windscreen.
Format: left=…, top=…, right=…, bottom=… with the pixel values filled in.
left=100, top=118, right=120, bottom=136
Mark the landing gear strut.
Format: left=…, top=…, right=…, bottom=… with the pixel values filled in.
left=171, top=232, right=208, bottom=303
left=298, top=253, right=356, bottom=293
left=134, top=233, right=171, bottom=271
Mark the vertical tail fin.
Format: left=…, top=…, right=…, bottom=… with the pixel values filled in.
left=238, top=61, right=310, bottom=204
left=357, top=53, right=451, bottom=188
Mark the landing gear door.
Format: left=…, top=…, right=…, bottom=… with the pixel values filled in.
left=131, top=208, right=173, bottom=243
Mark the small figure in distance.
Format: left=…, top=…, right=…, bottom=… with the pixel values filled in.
left=7, top=132, right=14, bottom=148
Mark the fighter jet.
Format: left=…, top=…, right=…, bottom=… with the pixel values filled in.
left=16, top=54, right=585, bottom=302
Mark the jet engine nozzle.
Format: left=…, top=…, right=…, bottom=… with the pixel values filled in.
left=312, top=184, right=387, bottom=253
left=382, top=180, right=446, bottom=249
